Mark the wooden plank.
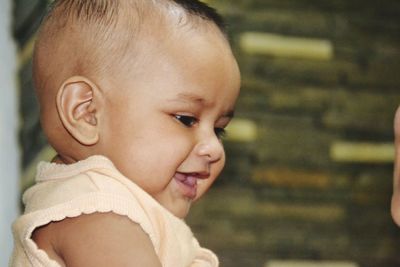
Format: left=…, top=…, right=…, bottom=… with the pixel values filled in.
left=225, top=118, right=258, bottom=142
left=252, top=167, right=330, bottom=189
left=18, top=35, right=36, bottom=68
left=256, top=115, right=333, bottom=167
left=265, top=260, right=359, bottom=267
left=239, top=32, right=333, bottom=61
left=330, top=141, right=394, bottom=163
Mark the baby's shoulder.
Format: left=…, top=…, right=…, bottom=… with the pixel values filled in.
left=33, top=212, right=161, bottom=266
left=15, top=163, right=164, bottom=267
left=23, top=169, right=132, bottom=213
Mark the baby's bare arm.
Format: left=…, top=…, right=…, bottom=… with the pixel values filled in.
left=33, top=212, right=161, bottom=267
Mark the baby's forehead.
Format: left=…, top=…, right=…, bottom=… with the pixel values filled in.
left=34, top=0, right=228, bottom=96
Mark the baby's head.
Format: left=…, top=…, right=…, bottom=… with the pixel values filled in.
left=34, top=0, right=240, bottom=218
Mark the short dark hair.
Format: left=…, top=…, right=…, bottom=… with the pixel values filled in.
left=44, top=0, right=225, bottom=33
left=172, top=0, right=225, bottom=33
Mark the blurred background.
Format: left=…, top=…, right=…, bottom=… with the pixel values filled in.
left=1, top=0, right=400, bottom=266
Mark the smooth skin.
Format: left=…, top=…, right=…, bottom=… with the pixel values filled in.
left=32, top=21, right=240, bottom=267
left=32, top=213, right=161, bottom=267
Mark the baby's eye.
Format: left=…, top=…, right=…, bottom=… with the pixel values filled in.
left=175, top=115, right=198, bottom=127
left=214, top=128, right=226, bottom=139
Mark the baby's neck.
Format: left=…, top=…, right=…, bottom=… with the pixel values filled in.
left=51, top=154, right=77, bottom=164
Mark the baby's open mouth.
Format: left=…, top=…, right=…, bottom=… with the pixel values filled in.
left=174, top=172, right=198, bottom=199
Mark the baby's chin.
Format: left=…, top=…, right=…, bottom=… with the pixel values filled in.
left=169, top=203, right=192, bottom=219
left=160, top=197, right=193, bottom=219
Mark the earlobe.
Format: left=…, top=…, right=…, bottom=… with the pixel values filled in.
left=56, top=76, right=100, bottom=146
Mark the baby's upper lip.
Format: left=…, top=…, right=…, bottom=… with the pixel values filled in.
left=175, top=171, right=210, bottom=180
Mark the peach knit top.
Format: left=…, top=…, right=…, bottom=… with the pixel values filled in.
left=10, top=155, right=218, bottom=267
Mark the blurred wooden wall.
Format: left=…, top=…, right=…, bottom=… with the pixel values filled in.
left=189, top=1, right=400, bottom=267
left=13, top=0, right=400, bottom=266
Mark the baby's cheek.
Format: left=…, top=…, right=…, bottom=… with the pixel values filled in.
left=195, top=160, right=225, bottom=201
left=215, top=152, right=226, bottom=175
left=213, top=153, right=226, bottom=180
left=195, top=180, right=213, bottom=202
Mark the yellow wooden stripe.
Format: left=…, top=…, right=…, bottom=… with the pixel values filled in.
left=240, top=32, right=334, bottom=61
left=330, top=141, right=394, bottom=163
left=265, top=260, right=359, bottom=267
left=225, top=118, right=258, bottom=142
left=18, top=35, right=36, bottom=68
left=256, top=202, right=345, bottom=222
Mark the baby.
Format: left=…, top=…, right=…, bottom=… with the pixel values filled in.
left=10, top=0, right=240, bottom=266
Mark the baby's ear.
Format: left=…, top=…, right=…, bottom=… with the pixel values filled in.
left=56, top=76, right=101, bottom=146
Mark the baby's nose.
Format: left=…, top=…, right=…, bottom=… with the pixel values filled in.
left=195, top=134, right=224, bottom=163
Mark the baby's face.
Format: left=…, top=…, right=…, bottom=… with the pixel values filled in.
left=99, top=27, right=240, bottom=218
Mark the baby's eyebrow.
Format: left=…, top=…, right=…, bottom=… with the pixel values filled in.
left=167, top=92, right=207, bottom=107
left=174, top=92, right=207, bottom=104
left=168, top=92, right=235, bottom=118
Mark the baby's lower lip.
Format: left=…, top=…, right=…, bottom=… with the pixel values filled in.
left=174, top=173, right=197, bottom=199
